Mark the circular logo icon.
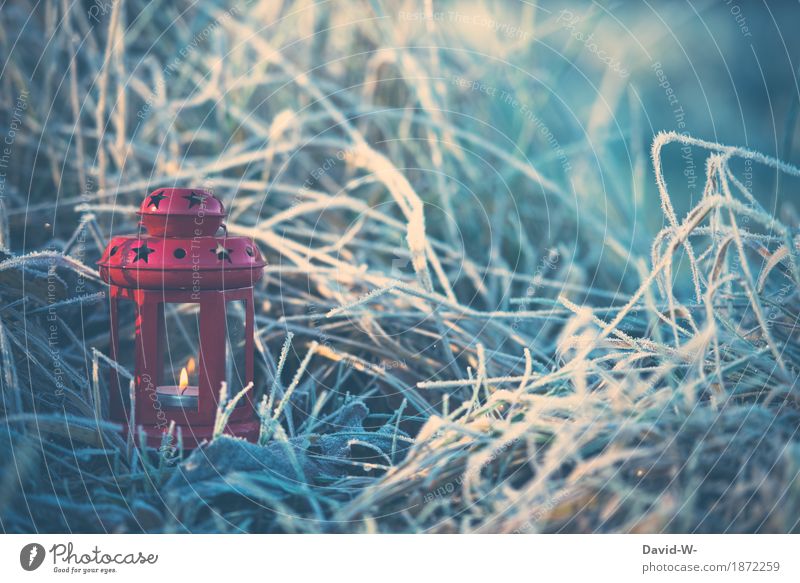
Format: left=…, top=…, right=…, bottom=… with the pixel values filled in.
left=20, top=543, right=46, bottom=571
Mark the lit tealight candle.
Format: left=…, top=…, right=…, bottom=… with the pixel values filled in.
left=156, top=366, right=198, bottom=409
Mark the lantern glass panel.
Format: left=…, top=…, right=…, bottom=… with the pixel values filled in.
left=158, top=303, right=201, bottom=408
left=225, top=299, right=247, bottom=397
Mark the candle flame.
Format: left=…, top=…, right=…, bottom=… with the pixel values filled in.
left=186, top=357, right=196, bottom=375
left=179, top=367, right=189, bottom=393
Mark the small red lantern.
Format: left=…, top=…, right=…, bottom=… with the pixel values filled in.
left=98, top=188, right=266, bottom=448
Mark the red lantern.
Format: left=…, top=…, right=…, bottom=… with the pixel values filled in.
left=98, top=188, right=266, bottom=448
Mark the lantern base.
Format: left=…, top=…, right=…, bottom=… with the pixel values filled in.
left=126, top=418, right=261, bottom=450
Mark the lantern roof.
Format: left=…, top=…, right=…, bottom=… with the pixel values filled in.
left=99, top=188, right=266, bottom=290
left=137, top=188, right=226, bottom=237
left=138, top=187, right=225, bottom=218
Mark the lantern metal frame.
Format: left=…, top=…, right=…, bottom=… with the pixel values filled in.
left=99, top=188, right=266, bottom=448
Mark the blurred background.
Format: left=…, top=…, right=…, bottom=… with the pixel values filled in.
left=1, top=0, right=799, bottom=294
left=0, top=0, right=798, bottom=302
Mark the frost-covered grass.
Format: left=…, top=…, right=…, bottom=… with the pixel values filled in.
left=0, top=1, right=798, bottom=533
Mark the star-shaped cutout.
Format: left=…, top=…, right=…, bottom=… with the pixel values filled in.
left=132, top=242, right=155, bottom=263
left=212, top=243, right=233, bottom=263
left=148, top=192, right=168, bottom=210
left=183, top=191, right=206, bottom=209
